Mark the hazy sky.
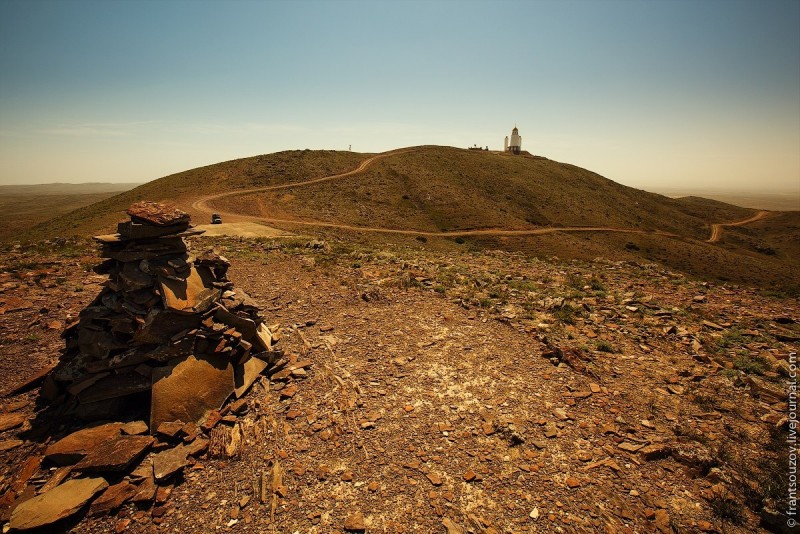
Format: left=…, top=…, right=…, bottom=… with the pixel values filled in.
left=1, top=0, right=798, bottom=195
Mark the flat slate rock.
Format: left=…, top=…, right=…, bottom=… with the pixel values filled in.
left=120, top=421, right=149, bottom=436
left=74, top=435, right=154, bottom=472
left=158, top=265, right=219, bottom=314
left=152, top=443, right=191, bottom=481
left=215, top=307, right=258, bottom=340
left=156, top=421, right=184, bottom=440
left=150, top=353, right=234, bottom=432
left=118, top=220, right=191, bottom=239
left=45, top=423, right=124, bottom=466
left=151, top=437, right=209, bottom=482
left=0, top=412, right=26, bottom=432
left=126, top=201, right=190, bottom=227
left=77, top=372, right=151, bottom=404
left=132, top=309, right=202, bottom=346
left=89, top=481, right=138, bottom=516
left=131, top=472, right=157, bottom=504
left=9, top=476, right=108, bottom=530
left=0, top=439, right=24, bottom=452
left=93, top=228, right=204, bottom=244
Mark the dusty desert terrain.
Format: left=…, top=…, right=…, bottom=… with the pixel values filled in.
left=0, top=233, right=797, bottom=533
left=0, top=147, right=797, bottom=533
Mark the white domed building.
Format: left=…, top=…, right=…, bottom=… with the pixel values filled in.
left=503, top=126, right=522, bottom=154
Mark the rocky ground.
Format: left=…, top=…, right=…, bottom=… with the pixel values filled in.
left=0, top=235, right=797, bottom=533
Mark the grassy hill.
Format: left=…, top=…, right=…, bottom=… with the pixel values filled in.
left=12, top=145, right=798, bottom=292
left=216, top=147, right=754, bottom=241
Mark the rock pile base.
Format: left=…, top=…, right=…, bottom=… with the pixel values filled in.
left=42, top=201, right=281, bottom=431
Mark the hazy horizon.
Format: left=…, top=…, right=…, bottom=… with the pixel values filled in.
left=2, top=145, right=798, bottom=198
left=1, top=0, right=798, bottom=197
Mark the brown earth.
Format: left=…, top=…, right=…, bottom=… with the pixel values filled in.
left=194, top=222, right=295, bottom=239
left=0, top=236, right=797, bottom=533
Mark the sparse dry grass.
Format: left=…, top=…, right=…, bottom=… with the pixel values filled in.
left=216, top=147, right=734, bottom=239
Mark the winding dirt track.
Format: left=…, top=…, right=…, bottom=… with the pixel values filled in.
left=191, top=148, right=768, bottom=242
left=706, top=210, right=772, bottom=243
left=191, top=148, right=416, bottom=216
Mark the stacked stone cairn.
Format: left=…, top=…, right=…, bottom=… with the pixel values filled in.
left=42, top=201, right=281, bottom=431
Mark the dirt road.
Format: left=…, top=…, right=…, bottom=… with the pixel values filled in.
left=197, top=214, right=681, bottom=239
left=191, top=148, right=415, bottom=216
left=706, top=210, right=772, bottom=243
left=191, top=149, right=768, bottom=242
left=194, top=222, right=295, bottom=238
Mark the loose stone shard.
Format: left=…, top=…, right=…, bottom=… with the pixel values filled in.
left=344, top=511, right=367, bottom=532
left=0, top=412, right=27, bottom=432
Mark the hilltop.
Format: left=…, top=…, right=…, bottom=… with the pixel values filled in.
left=213, top=147, right=751, bottom=240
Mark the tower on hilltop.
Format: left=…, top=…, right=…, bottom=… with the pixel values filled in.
left=504, top=125, right=522, bottom=154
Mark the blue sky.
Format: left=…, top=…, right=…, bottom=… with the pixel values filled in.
left=0, top=0, right=798, bottom=195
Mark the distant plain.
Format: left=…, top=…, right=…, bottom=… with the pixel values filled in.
left=0, top=183, right=142, bottom=242
left=653, top=188, right=799, bottom=211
